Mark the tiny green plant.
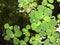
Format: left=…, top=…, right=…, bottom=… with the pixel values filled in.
left=4, top=0, right=60, bottom=45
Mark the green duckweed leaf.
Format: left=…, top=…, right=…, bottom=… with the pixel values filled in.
left=39, top=30, right=46, bottom=36
left=22, top=28, right=28, bottom=33
left=29, top=10, right=35, bottom=18
left=29, top=36, right=35, bottom=44
left=37, top=5, right=46, bottom=12
left=35, top=11, right=43, bottom=19
left=24, top=37, right=29, bottom=42
left=28, top=0, right=33, bottom=2
left=26, top=24, right=31, bottom=30
left=22, top=28, right=30, bottom=36
left=57, top=14, right=60, bottom=19
left=14, top=25, right=20, bottom=32
left=9, top=26, right=13, bottom=30
left=15, top=31, right=22, bottom=37
left=23, top=3, right=28, bottom=9
left=4, top=35, right=10, bottom=41
left=44, top=8, right=52, bottom=16
left=48, top=19, right=57, bottom=27
left=6, top=29, right=13, bottom=35
left=20, top=40, right=26, bottom=45
left=44, top=16, right=51, bottom=22
left=32, top=2, right=37, bottom=7
left=47, top=4, right=54, bottom=9
left=52, top=32, right=60, bottom=38
left=30, top=18, right=39, bottom=23
left=46, top=29, right=52, bottom=36
left=49, top=36, right=56, bottom=43
left=40, top=22, right=49, bottom=31
left=25, top=31, right=30, bottom=37
left=35, top=25, right=42, bottom=32
left=35, top=34, right=40, bottom=41
left=18, top=3, right=23, bottom=8
left=4, top=23, right=9, bottom=29
left=48, top=0, right=54, bottom=3
left=31, top=23, right=37, bottom=30
left=52, top=43, right=57, bottom=45
left=18, top=0, right=24, bottom=3
left=44, top=39, right=50, bottom=45
left=13, top=37, right=20, bottom=45
left=42, top=0, right=48, bottom=6
left=57, top=0, right=60, bottom=2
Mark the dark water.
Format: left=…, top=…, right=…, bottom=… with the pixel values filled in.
left=0, top=0, right=60, bottom=45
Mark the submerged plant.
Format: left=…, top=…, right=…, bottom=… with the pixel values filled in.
left=4, top=0, right=60, bottom=45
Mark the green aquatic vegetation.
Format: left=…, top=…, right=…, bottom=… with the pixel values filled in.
left=13, top=37, right=20, bottom=45
left=49, top=36, right=56, bottom=43
left=47, top=4, right=54, bottom=9
left=4, top=23, right=10, bottom=29
left=57, top=14, right=60, bottom=19
left=57, top=0, right=60, bottom=2
left=26, top=24, right=31, bottom=30
left=22, top=28, right=30, bottom=36
left=48, top=0, right=54, bottom=3
left=44, top=39, right=50, bottom=45
left=24, top=37, right=29, bottom=42
left=4, top=0, right=60, bottom=45
left=42, top=0, right=48, bottom=6
left=20, top=40, right=26, bottom=45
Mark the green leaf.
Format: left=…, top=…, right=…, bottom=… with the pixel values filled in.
left=49, top=36, right=56, bottom=43
left=25, top=31, right=30, bottom=37
left=9, top=26, right=13, bottom=30
left=52, top=43, right=58, bottom=45
left=14, top=25, right=20, bottom=32
left=39, top=30, right=46, bottom=36
left=31, top=23, right=37, bottom=30
left=44, top=39, right=50, bottom=45
left=4, top=23, right=9, bottom=29
left=57, top=0, right=60, bottom=2
left=28, top=0, right=33, bottom=2
left=22, top=28, right=30, bottom=36
left=23, top=3, right=28, bottom=9
left=57, top=14, right=60, bottom=19
left=32, top=2, right=37, bottom=7
left=37, top=5, right=46, bottom=12
left=24, top=37, right=29, bottom=42
left=29, top=36, right=35, bottom=44
left=42, top=0, right=48, bottom=6
left=44, top=8, right=52, bottom=16
left=48, top=19, right=57, bottom=27
left=18, top=3, right=23, bottom=8
left=44, top=16, right=51, bottom=22
left=35, top=34, right=40, bottom=41
left=29, top=10, right=35, bottom=18
left=4, top=35, right=10, bottom=41
left=35, top=11, right=43, bottom=19
left=26, top=24, right=31, bottom=30
left=52, top=32, right=60, bottom=38
left=46, top=29, right=52, bottom=36
left=22, top=28, right=28, bottom=33
left=30, top=18, right=39, bottom=23
left=47, top=4, right=54, bottom=9
left=15, top=31, right=22, bottom=37
left=48, top=0, right=54, bottom=3
left=18, top=0, right=25, bottom=3
left=35, top=25, right=42, bottom=32
left=20, top=40, right=26, bottom=45
left=6, top=29, right=13, bottom=35
left=40, top=22, right=49, bottom=31
left=13, top=37, right=20, bottom=45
